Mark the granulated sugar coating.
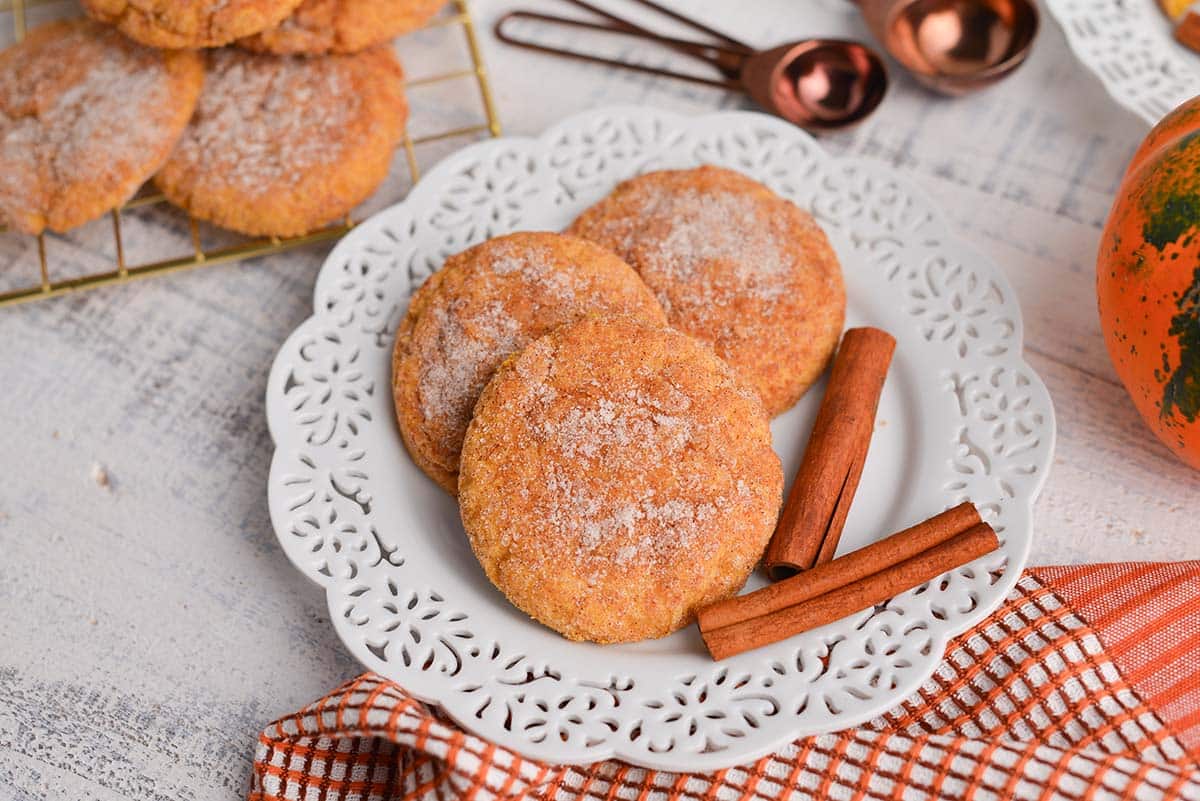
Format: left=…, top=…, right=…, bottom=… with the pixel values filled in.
left=0, top=19, right=203, bottom=235
left=82, top=0, right=305, bottom=48
left=569, top=165, right=846, bottom=415
left=458, top=316, right=783, bottom=644
left=155, top=47, right=407, bottom=237
left=391, top=232, right=666, bottom=495
left=239, top=0, right=449, bottom=54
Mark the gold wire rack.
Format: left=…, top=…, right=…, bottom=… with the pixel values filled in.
left=0, top=0, right=501, bottom=308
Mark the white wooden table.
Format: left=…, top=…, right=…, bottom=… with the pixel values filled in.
left=1, top=1, right=1198, bottom=797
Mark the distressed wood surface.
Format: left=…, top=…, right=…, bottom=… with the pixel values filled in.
left=2, top=0, right=1199, bottom=797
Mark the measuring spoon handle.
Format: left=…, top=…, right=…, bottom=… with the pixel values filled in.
left=494, top=8, right=747, bottom=88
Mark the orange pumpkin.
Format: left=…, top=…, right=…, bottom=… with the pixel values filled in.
left=1098, top=96, right=1200, bottom=469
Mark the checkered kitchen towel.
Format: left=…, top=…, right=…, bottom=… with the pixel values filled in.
left=249, top=563, right=1200, bottom=800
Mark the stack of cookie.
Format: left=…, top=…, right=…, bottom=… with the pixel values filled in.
left=392, top=165, right=848, bottom=644
left=0, top=0, right=441, bottom=238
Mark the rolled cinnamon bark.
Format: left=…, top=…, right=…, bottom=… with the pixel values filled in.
left=1177, top=10, right=1200, bottom=51
left=698, top=502, right=981, bottom=633
left=703, top=522, right=1000, bottom=660
left=763, top=327, right=896, bottom=579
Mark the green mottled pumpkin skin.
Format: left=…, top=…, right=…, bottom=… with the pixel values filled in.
left=1098, top=96, right=1200, bottom=469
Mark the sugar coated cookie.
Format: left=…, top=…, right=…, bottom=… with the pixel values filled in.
left=459, top=315, right=783, bottom=643
left=82, top=0, right=305, bottom=48
left=155, top=47, right=407, bottom=237
left=392, top=232, right=666, bottom=494
left=568, top=165, right=846, bottom=415
left=0, top=19, right=203, bottom=235
left=239, top=0, right=449, bottom=54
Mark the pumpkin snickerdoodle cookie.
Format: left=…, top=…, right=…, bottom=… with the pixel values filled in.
left=392, top=232, right=667, bottom=495
left=239, top=0, right=448, bottom=54
left=568, top=165, right=846, bottom=416
left=155, top=47, right=407, bottom=238
left=458, top=315, right=783, bottom=643
left=81, top=0, right=305, bottom=49
left=0, top=19, right=203, bottom=235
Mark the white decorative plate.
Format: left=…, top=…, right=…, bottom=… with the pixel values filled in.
left=266, top=107, right=1055, bottom=771
left=1046, top=0, right=1199, bottom=125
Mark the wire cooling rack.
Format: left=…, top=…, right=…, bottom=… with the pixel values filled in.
left=0, top=0, right=501, bottom=308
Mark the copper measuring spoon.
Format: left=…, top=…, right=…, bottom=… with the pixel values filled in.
left=857, top=0, right=1039, bottom=95
left=494, top=0, right=888, bottom=131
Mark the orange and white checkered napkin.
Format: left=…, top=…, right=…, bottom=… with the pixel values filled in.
left=249, top=563, right=1200, bottom=801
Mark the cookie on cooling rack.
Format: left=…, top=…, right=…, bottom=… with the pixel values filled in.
left=0, top=19, right=203, bottom=236
left=392, top=231, right=667, bottom=495
left=239, top=0, right=449, bottom=54
left=568, top=165, right=846, bottom=416
left=81, top=0, right=304, bottom=48
left=154, top=47, right=407, bottom=238
left=458, top=315, right=783, bottom=644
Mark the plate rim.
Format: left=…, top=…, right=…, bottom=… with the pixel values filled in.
left=1045, top=0, right=1200, bottom=126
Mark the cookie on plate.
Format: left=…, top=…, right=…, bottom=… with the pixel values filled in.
left=0, top=19, right=203, bottom=235
left=239, top=0, right=449, bottom=54
left=81, top=0, right=305, bottom=48
left=459, top=315, right=783, bottom=644
left=155, top=47, right=407, bottom=238
left=568, top=165, right=846, bottom=416
left=392, top=231, right=666, bottom=494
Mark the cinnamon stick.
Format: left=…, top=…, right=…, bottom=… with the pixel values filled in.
left=698, top=502, right=980, bottom=633
left=763, top=327, right=896, bottom=579
left=703, top=522, right=999, bottom=660
left=1177, top=9, right=1200, bottom=53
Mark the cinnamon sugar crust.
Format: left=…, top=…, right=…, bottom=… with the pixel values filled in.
left=392, top=232, right=667, bottom=494
left=0, top=19, right=203, bottom=235
left=155, top=47, right=407, bottom=238
left=458, top=316, right=783, bottom=644
left=81, top=0, right=305, bottom=48
left=568, top=165, right=846, bottom=416
left=239, top=0, right=449, bottom=54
